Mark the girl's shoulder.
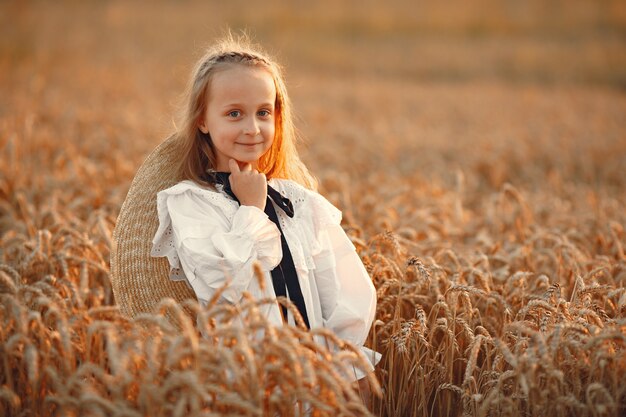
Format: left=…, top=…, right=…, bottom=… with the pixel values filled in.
left=158, top=179, right=217, bottom=196
left=270, top=178, right=342, bottom=227
left=268, top=178, right=308, bottom=205
left=157, top=179, right=234, bottom=212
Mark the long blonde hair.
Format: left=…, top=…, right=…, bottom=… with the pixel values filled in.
left=175, top=35, right=317, bottom=190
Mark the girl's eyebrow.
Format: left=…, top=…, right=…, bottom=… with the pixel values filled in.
left=221, top=102, right=275, bottom=109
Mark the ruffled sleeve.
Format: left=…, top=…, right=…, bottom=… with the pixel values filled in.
left=151, top=181, right=282, bottom=304
left=305, top=190, right=382, bottom=381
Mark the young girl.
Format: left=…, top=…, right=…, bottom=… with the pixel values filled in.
left=150, top=36, right=381, bottom=398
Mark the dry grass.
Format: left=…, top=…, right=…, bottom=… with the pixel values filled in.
left=1, top=1, right=626, bottom=416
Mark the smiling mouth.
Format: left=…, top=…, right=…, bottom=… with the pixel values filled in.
left=237, top=143, right=261, bottom=146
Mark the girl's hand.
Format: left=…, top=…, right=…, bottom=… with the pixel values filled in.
left=228, top=159, right=267, bottom=211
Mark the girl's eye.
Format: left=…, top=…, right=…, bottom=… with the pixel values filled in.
left=258, top=110, right=271, bottom=117
left=227, top=110, right=241, bottom=118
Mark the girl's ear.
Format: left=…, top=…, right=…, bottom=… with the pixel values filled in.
left=198, top=115, right=209, bottom=134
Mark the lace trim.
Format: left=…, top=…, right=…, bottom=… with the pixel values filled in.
left=270, top=179, right=342, bottom=271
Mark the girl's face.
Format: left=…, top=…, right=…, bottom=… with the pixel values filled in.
left=199, top=65, right=276, bottom=172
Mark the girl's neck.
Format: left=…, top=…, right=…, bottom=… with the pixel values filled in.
left=215, top=160, right=258, bottom=172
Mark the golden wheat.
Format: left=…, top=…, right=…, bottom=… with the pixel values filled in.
left=2, top=1, right=626, bottom=416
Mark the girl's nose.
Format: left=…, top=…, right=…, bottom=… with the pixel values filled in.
left=243, top=118, right=260, bottom=136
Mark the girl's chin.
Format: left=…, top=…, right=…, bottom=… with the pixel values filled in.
left=234, top=157, right=259, bottom=165
left=235, top=159, right=256, bottom=168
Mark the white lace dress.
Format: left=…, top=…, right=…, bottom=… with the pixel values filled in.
left=151, top=178, right=382, bottom=380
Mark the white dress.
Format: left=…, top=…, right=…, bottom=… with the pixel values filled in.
left=150, top=178, right=382, bottom=381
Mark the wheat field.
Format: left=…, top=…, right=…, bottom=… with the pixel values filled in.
left=1, top=1, right=626, bottom=416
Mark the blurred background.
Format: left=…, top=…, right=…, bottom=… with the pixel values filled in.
left=1, top=0, right=625, bottom=201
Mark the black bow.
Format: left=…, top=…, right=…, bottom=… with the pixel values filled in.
left=206, top=171, right=294, bottom=218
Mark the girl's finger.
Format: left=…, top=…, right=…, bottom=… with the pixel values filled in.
left=228, top=159, right=240, bottom=173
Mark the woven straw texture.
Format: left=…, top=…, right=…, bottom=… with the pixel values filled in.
left=110, top=134, right=195, bottom=319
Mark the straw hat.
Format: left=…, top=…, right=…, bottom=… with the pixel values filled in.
left=110, top=134, right=195, bottom=320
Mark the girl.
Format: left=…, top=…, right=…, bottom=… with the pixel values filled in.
left=150, top=36, right=381, bottom=402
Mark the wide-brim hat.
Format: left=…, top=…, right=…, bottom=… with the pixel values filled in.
left=110, top=134, right=195, bottom=320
